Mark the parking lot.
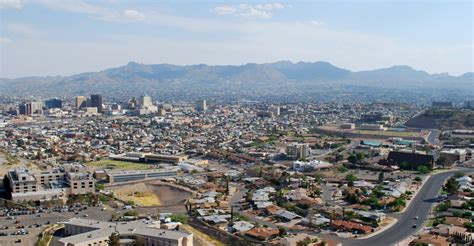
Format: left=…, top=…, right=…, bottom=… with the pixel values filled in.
left=0, top=206, right=111, bottom=246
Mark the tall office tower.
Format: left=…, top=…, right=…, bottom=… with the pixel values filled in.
left=90, top=94, right=103, bottom=113
left=195, top=99, right=207, bottom=111
left=19, top=103, right=27, bottom=115
left=45, top=98, right=62, bottom=109
left=19, top=101, right=43, bottom=115
left=30, top=101, right=43, bottom=114
left=139, top=95, right=153, bottom=108
left=75, top=96, right=87, bottom=109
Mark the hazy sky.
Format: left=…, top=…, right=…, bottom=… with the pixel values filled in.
left=1, top=0, right=473, bottom=78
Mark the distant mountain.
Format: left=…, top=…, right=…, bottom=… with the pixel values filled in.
left=1, top=61, right=472, bottom=99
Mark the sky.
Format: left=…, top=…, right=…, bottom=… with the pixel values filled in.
left=0, top=0, right=473, bottom=78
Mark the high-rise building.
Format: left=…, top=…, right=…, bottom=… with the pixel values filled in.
left=19, top=101, right=43, bottom=115
left=138, top=95, right=153, bottom=108
left=195, top=99, right=207, bottom=111
left=19, top=103, right=27, bottom=115
left=90, top=94, right=103, bottom=113
left=75, top=96, right=87, bottom=109
left=45, top=98, right=62, bottom=109
left=286, top=143, right=311, bottom=160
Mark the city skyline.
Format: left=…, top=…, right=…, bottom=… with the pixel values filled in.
left=1, top=0, right=473, bottom=78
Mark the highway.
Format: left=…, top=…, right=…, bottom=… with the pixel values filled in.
left=337, top=168, right=473, bottom=246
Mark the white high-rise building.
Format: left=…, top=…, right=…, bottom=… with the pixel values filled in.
left=139, top=95, right=153, bottom=108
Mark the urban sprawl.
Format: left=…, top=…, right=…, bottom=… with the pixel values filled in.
left=0, top=95, right=473, bottom=246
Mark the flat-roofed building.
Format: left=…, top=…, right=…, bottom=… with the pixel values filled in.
left=65, top=172, right=95, bottom=195
left=340, top=123, right=355, bottom=129
left=386, top=150, right=434, bottom=170
left=59, top=218, right=193, bottom=246
left=6, top=165, right=95, bottom=202
left=105, top=168, right=179, bottom=184
left=359, top=124, right=386, bottom=131
left=440, top=149, right=468, bottom=163
left=7, top=168, right=38, bottom=194
left=143, top=153, right=188, bottom=164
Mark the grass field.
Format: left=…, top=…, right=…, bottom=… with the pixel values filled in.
left=86, top=159, right=151, bottom=170
left=354, top=130, right=421, bottom=138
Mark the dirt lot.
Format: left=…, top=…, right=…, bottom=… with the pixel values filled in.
left=109, top=182, right=192, bottom=207
left=109, top=183, right=162, bottom=206
left=147, top=183, right=192, bottom=206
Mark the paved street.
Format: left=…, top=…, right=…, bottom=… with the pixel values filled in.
left=426, top=129, right=441, bottom=146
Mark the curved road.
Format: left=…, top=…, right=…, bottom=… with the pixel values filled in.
left=336, top=168, right=473, bottom=246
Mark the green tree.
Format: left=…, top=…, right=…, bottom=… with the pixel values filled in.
left=454, top=171, right=465, bottom=178
left=345, top=173, right=358, bottom=187
left=170, top=214, right=188, bottom=224
left=345, top=173, right=358, bottom=182
left=108, top=232, right=120, bottom=246
left=355, top=152, right=366, bottom=161
left=464, top=222, right=474, bottom=232
left=278, top=226, right=287, bottom=237
left=337, top=165, right=348, bottom=173
left=444, top=177, right=460, bottom=194
left=417, top=166, right=429, bottom=174
left=348, top=155, right=357, bottom=164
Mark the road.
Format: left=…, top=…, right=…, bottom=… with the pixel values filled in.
left=332, top=168, right=473, bottom=246
left=426, top=129, right=441, bottom=146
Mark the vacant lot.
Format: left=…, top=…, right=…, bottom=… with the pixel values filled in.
left=147, top=183, right=192, bottom=206
left=86, top=159, right=151, bottom=170
left=110, top=183, right=161, bottom=206
left=109, top=182, right=192, bottom=207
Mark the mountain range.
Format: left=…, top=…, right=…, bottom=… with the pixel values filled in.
left=1, top=61, right=472, bottom=99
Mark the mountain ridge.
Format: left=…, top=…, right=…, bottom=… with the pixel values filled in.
left=1, top=60, right=471, bottom=81
left=1, top=61, right=472, bottom=98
